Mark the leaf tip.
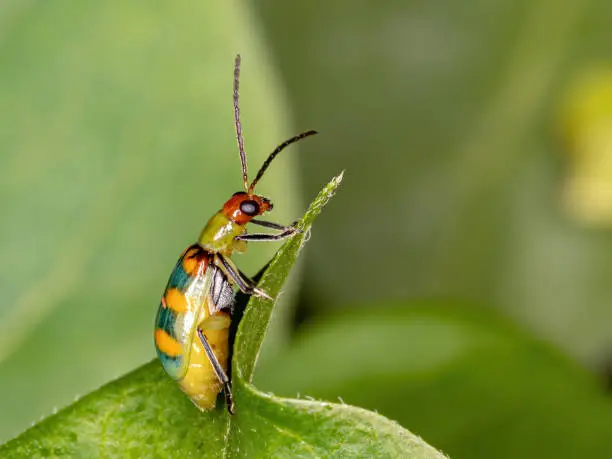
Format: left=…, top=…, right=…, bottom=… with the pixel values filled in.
left=331, top=170, right=344, bottom=187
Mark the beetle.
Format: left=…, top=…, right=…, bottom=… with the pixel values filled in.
left=154, top=54, right=316, bottom=414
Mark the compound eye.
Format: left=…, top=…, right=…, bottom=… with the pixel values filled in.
left=240, top=200, right=260, bottom=216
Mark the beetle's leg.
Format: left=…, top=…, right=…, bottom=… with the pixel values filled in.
left=235, top=231, right=294, bottom=242
left=236, top=220, right=301, bottom=242
left=197, top=329, right=235, bottom=414
left=216, top=253, right=272, bottom=300
left=250, top=219, right=302, bottom=232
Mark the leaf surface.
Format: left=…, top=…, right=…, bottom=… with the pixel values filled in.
left=0, top=175, right=446, bottom=458
left=257, top=302, right=612, bottom=458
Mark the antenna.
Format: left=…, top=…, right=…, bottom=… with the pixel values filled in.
left=248, top=130, right=318, bottom=193
left=233, top=54, right=249, bottom=191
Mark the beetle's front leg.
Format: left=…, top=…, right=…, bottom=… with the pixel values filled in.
left=235, top=219, right=301, bottom=242
left=251, top=219, right=301, bottom=231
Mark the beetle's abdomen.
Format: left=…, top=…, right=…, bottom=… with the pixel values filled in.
left=179, top=312, right=231, bottom=410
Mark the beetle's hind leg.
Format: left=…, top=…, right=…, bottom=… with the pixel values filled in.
left=197, top=329, right=235, bottom=414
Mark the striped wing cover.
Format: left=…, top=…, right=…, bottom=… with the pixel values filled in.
left=154, top=245, right=213, bottom=380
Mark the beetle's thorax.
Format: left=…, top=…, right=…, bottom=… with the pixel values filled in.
left=197, top=192, right=271, bottom=255
left=198, top=212, right=246, bottom=255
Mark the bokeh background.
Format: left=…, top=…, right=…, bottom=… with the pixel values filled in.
left=2, top=1, right=612, bottom=457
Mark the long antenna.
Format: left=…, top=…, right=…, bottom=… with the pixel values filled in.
left=233, top=54, right=249, bottom=191
left=248, top=130, right=318, bottom=193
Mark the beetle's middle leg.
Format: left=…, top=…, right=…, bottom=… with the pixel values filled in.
left=215, top=253, right=272, bottom=300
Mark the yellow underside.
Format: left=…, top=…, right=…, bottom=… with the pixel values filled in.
left=179, top=314, right=231, bottom=411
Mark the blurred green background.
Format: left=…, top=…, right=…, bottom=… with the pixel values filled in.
left=2, top=1, right=612, bottom=457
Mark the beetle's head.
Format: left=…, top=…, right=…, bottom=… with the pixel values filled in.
left=222, top=191, right=272, bottom=225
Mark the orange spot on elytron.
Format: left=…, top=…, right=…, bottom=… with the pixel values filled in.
left=183, top=249, right=200, bottom=275
left=155, top=329, right=182, bottom=357
left=165, top=288, right=188, bottom=313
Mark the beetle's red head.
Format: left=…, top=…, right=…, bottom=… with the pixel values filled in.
left=229, top=55, right=317, bottom=222
left=222, top=192, right=272, bottom=225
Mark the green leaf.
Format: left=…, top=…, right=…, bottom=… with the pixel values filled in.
left=256, top=301, right=612, bottom=459
left=0, top=0, right=301, bottom=442
left=0, top=175, right=446, bottom=458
